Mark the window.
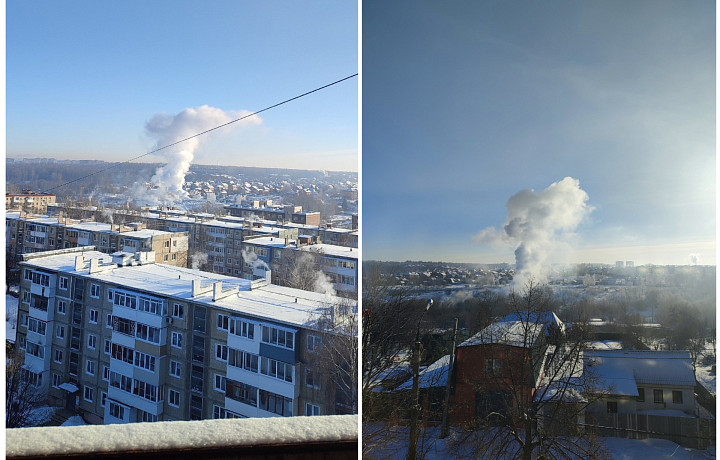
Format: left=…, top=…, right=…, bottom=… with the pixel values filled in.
left=84, top=386, right=94, bottom=402
left=173, top=303, right=184, bottom=319
left=27, top=317, right=47, bottom=335
left=56, top=325, right=65, bottom=339
left=170, top=361, right=182, bottom=378
left=54, top=349, right=64, bottom=364
left=305, top=403, right=321, bottom=416
left=637, top=388, right=645, bottom=402
left=261, top=326, right=294, bottom=350
left=109, top=402, right=125, bottom=420
left=86, top=360, right=96, bottom=376
left=101, top=392, right=107, bottom=408
left=307, top=335, right=322, bottom=352
left=260, top=357, right=294, bottom=383
left=103, top=366, right=111, bottom=381
left=87, top=334, right=97, bottom=350
left=52, top=373, right=62, bottom=388
left=672, top=390, right=683, bottom=404
left=653, top=389, right=664, bottom=403
left=104, top=339, right=111, bottom=354
left=134, top=351, right=156, bottom=372
left=106, top=314, right=113, bottom=328
left=228, top=348, right=259, bottom=373
left=138, top=409, right=158, bottom=423
left=59, top=277, right=68, bottom=290
left=258, top=389, right=293, bottom=416
left=216, top=344, right=228, bottom=362
left=90, top=284, right=100, bottom=298
left=89, top=309, right=98, bottom=324
left=169, top=389, right=181, bottom=407
left=214, top=374, right=227, bottom=393
left=136, top=323, right=161, bottom=344
left=486, top=359, right=502, bottom=374
left=171, top=332, right=183, bottom=349
left=606, top=401, right=617, bottom=413
left=306, top=369, right=321, bottom=390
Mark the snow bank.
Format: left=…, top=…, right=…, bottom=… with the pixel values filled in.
left=7, top=415, right=357, bottom=457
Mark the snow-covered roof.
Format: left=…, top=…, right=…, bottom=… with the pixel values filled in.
left=21, top=250, right=353, bottom=332
left=459, top=320, right=545, bottom=348
left=585, top=350, right=695, bottom=396
left=298, top=244, right=358, bottom=260
left=396, top=355, right=450, bottom=390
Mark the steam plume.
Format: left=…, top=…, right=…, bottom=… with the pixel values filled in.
left=138, top=105, right=261, bottom=204
left=476, top=177, right=592, bottom=286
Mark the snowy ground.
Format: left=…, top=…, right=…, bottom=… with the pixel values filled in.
left=61, top=416, right=87, bottom=427
left=6, top=293, right=19, bottom=343
left=364, top=425, right=715, bottom=460
left=26, top=406, right=59, bottom=427
left=696, top=344, right=716, bottom=396
left=586, top=340, right=623, bottom=350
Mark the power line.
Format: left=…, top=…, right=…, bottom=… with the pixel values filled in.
left=41, top=73, right=358, bottom=194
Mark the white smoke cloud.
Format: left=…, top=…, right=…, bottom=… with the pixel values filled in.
left=190, top=252, right=208, bottom=270
left=476, top=177, right=593, bottom=286
left=136, top=105, right=262, bottom=205
left=242, top=249, right=270, bottom=271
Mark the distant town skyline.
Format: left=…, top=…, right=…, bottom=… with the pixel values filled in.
left=363, top=1, right=715, bottom=266
left=7, top=1, right=358, bottom=172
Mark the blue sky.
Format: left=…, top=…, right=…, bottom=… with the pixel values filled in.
left=363, top=0, right=715, bottom=266
left=6, top=0, right=358, bottom=171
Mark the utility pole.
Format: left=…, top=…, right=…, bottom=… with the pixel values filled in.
left=440, top=317, right=458, bottom=438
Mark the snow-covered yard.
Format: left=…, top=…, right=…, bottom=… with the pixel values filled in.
left=696, top=344, right=716, bottom=396
left=6, top=293, right=19, bottom=343
left=25, top=406, right=59, bottom=427
left=363, top=425, right=716, bottom=459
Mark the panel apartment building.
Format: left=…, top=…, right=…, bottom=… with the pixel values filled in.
left=6, top=213, right=189, bottom=268
left=16, top=247, right=356, bottom=425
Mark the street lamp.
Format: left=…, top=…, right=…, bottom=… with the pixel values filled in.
left=407, top=299, right=432, bottom=460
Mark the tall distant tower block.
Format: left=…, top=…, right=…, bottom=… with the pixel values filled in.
left=615, top=261, right=625, bottom=269
left=626, top=261, right=634, bottom=268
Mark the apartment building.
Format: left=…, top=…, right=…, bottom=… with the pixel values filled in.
left=6, top=191, right=56, bottom=214
left=223, top=202, right=321, bottom=226
left=241, top=237, right=358, bottom=296
left=16, top=247, right=356, bottom=425
left=6, top=213, right=188, bottom=268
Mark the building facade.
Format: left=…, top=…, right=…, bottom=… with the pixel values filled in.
left=6, top=192, right=56, bottom=214
left=15, top=248, right=356, bottom=425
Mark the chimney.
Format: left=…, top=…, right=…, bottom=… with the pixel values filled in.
left=89, top=258, right=100, bottom=274
left=74, top=255, right=85, bottom=271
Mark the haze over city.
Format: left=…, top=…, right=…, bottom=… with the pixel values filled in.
left=363, top=1, right=715, bottom=266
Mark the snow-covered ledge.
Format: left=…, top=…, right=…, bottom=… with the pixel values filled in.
left=7, top=415, right=358, bottom=459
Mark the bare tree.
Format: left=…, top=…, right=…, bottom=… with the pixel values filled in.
left=310, top=298, right=359, bottom=415
left=362, top=267, right=428, bottom=457
left=448, top=280, right=610, bottom=460
left=274, top=248, right=328, bottom=293
left=6, top=344, right=44, bottom=428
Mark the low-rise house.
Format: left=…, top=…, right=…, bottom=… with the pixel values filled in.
left=583, top=349, right=712, bottom=448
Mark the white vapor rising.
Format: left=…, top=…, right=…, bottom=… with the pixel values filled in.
left=476, top=177, right=593, bottom=286
left=139, top=105, right=262, bottom=204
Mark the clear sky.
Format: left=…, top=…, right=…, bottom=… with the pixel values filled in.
left=363, top=0, right=715, bottom=266
left=6, top=0, right=358, bottom=172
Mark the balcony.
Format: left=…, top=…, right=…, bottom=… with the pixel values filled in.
left=6, top=415, right=357, bottom=459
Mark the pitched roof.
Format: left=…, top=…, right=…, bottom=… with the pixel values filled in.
left=584, top=350, right=695, bottom=396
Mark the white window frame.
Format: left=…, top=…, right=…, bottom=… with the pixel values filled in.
left=56, top=325, right=65, bottom=339
left=170, top=360, right=182, bottom=378
left=84, top=386, right=94, bottom=402
left=86, top=359, right=96, bottom=376
left=89, top=309, right=99, bottom=324
left=171, top=331, right=183, bottom=349
left=90, top=284, right=100, bottom=298
left=305, top=403, right=321, bottom=416
left=87, top=334, right=97, bottom=350
left=168, top=389, right=181, bottom=408
left=59, top=276, right=69, bottom=290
